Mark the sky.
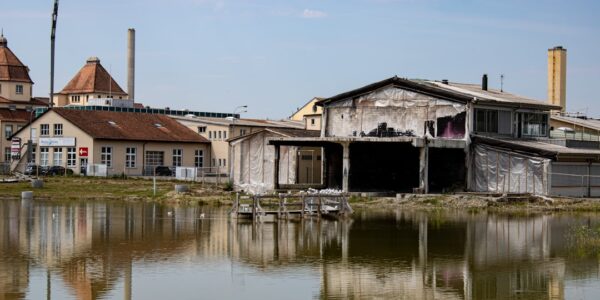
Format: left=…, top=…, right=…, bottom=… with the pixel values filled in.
left=1, top=0, right=599, bottom=118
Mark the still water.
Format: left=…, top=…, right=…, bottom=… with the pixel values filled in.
left=1, top=199, right=600, bottom=299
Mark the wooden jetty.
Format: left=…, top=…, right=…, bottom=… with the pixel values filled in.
left=230, top=193, right=353, bottom=220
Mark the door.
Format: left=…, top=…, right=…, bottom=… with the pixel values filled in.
left=80, top=158, right=88, bottom=175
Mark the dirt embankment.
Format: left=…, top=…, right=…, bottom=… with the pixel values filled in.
left=350, top=193, right=600, bottom=212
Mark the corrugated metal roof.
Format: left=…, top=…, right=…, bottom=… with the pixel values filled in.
left=551, top=115, right=600, bottom=131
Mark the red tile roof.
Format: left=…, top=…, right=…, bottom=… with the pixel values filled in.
left=0, top=96, right=49, bottom=106
left=0, top=107, right=31, bottom=122
left=53, top=108, right=209, bottom=143
left=0, top=35, right=33, bottom=83
left=58, top=57, right=127, bottom=95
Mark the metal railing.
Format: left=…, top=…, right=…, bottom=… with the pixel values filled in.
left=550, top=130, right=600, bottom=142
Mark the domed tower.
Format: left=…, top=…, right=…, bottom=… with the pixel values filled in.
left=0, top=32, right=34, bottom=103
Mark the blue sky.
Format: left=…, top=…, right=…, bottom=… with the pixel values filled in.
left=2, top=0, right=599, bottom=118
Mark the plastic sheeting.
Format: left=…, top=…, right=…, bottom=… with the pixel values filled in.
left=325, top=86, right=466, bottom=138
left=231, top=131, right=298, bottom=194
left=472, top=145, right=550, bottom=195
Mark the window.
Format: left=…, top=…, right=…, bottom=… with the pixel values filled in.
left=67, top=147, right=76, bottom=167
left=40, top=124, right=49, bottom=136
left=218, top=158, right=222, bottom=167
left=16, top=85, right=23, bottom=95
left=223, top=131, right=227, bottom=139
left=53, top=124, right=63, bottom=136
left=522, top=113, right=548, bottom=137
left=4, top=125, right=13, bottom=138
left=145, top=151, right=164, bottom=167
left=101, top=147, right=112, bottom=167
left=197, top=126, right=206, bottom=133
left=311, top=118, right=315, bottom=125
left=40, top=147, right=49, bottom=166
left=194, top=149, right=203, bottom=168
left=4, top=147, right=10, bottom=162
left=172, top=149, right=182, bottom=167
left=126, top=147, right=136, bottom=168
left=0, top=83, right=2, bottom=93
left=240, top=129, right=247, bottom=135
left=475, top=109, right=498, bottom=133
left=209, top=131, right=212, bottom=139
left=71, top=95, right=81, bottom=103
left=223, top=158, right=226, bottom=167
left=53, top=148, right=63, bottom=166
left=218, top=131, right=222, bottom=139
left=212, top=158, right=216, bottom=167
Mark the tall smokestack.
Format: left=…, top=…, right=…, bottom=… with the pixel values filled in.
left=127, top=28, right=135, bottom=101
left=548, top=46, right=566, bottom=111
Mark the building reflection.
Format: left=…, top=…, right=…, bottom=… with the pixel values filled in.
left=1, top=199, right=599, bottom=299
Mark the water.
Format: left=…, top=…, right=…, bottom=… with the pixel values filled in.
left=1, top=199, right=600, bottom=299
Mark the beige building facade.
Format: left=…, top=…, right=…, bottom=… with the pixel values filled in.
left=290, top=97, right=323, bottom=131
left=11, top=109, right=209, bottom=176
left=172, top=116, right=304, bottom=174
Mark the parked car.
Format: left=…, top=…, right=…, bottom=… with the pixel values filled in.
left=154, top=166, right=173, bottom=176
left=43, top=166, right=74, bottom=176
left=24, top=164, right=42, bottom=176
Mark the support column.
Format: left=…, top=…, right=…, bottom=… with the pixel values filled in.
left=321, top=147, right=327, bottom=187
left=342, top=142, right=350, bottom=193
left=419, top=143, right=429, bottom=194
left=273, top=144, right=280, bottom=190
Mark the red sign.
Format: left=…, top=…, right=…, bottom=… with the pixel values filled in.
left=78, top=147, right=88, bottom=157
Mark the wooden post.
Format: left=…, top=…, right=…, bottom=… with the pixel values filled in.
left=252, top=196, right=257, bottom=221
left=318, top=195, right=322, bottom=218
left=274, top=144, right=280, bottom=190
left=278, top=194, right=283, bottom=219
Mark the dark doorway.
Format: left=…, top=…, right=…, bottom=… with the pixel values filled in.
left=324, top=143, right=343, bottom=190
left=428, top=148, right=466, bottom=192
left=349, top=142, right=419, bottom=192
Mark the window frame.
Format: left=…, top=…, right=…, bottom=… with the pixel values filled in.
left=40, top=147, right=49, bottom=166
left=53, top=124, right=63, bottom=136
left=4, top=124, right=13, bottom=139
left=194, top=149, right=203, bottom=168
left=40, top=124, right=50, bottom=136
left=125, top=147, right=137, bottom=168
left=15, top=84, right=23, bottom=95
left=53, top=147, right=63, bottom=166
left=67, top=147, right=76, bottom=167
left=101, top=146, right=113, bottom=168
left=172, top=148, right=182, bottom=167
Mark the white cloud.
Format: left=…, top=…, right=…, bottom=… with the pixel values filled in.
left=302, top=9, right=327, bottom=19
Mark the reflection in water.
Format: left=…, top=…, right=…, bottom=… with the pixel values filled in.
left=1, top=200, right=599, bottom=299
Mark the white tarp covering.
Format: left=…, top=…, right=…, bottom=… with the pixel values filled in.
left=231, top=131, right=297, bottom=194
left=472, top=145, right=550, bottom=195
left=325, top=86, right=467, bottom=138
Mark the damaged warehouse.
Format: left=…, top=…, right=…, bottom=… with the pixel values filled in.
left=228, top=75, right=600, bottom=197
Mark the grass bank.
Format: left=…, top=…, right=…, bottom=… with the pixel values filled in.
left=0, top=176, right=234, bottom=205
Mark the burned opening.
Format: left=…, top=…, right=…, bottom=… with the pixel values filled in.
left=428, top=148, right=466, bottom=193
left=349, top=142, right=419, bottom=193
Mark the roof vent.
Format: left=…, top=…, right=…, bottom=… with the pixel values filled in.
left=108, top=121, right=117, bottom=126
left=154, top=123, right=162, bottom=128
left=482, top=74, right=488, bottom=91
left=441, top=79, right=449, bottom=85
left=86, top=56, right=100, bottom=63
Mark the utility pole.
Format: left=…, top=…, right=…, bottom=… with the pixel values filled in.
left=50, top=0, right=59, bottom=108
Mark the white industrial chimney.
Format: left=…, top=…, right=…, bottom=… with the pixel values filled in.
left=127, top=28, right=135, bottom=100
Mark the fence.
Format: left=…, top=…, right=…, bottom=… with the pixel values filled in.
left=550, top=129, right=600, bottom=142
left=550, top=162, right=600, bottom=197
left=4, top=160, right=230, bottom=184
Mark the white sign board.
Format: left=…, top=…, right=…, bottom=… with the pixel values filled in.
left=87, top=164, right=107, bottom=177
left=39, top=137, right=76, bottom=147
left=176, top=167, right=197, bottom=181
